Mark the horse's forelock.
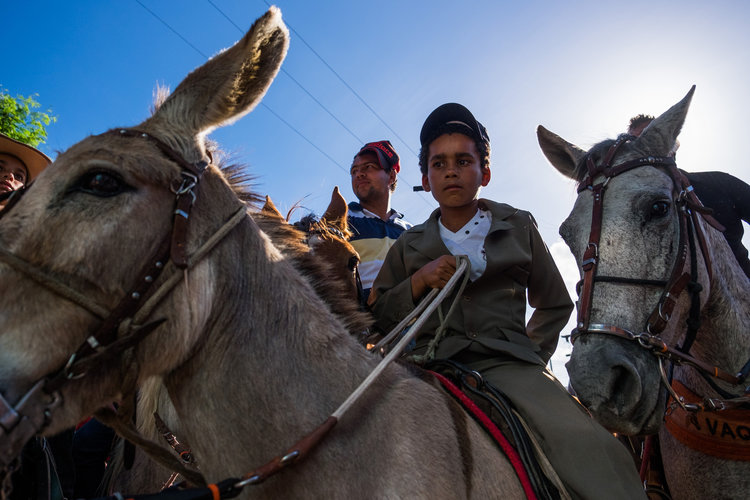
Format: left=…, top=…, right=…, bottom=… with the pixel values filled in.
left=573, top=138, right=616, bottom=184
left=574, top=135, right=648, bottom=186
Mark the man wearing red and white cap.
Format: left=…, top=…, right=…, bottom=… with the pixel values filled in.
left=348, top=140, right=411, bottom=301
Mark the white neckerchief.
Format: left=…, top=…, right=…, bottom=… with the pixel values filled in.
left=438, top=208, right=492, bottom=281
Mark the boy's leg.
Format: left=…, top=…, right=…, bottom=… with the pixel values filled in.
left=467, top=359, right=645, bottom=500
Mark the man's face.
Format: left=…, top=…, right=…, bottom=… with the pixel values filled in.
left=0, top=154, right=28, bottom=193
left=350, top=152, right=394, bottom=202
left=422, top=133, right=490, bottom=209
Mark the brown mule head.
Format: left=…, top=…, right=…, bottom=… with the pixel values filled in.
left=0, top=7, right=289, bottom=435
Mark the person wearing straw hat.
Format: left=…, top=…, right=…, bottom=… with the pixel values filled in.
left=0, top=132, right=51, bottom=207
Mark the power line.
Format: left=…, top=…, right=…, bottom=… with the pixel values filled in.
left=208, top=0, right=430, bottom=203
left=207, top=0, right=364, bottom=145
left=259, top=0, right=420, bottom=160
left=135, top=0, right=209, bottom=59
left=251, top=0, right=430, bottom=199
left=134, top=0, right=347, bottom=174
left=260, top=103, right=349, bottom=174
left=136, top=0, right=431, bottom=205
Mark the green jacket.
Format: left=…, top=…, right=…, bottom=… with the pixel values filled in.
left=371, top=199, right=573, bottom=365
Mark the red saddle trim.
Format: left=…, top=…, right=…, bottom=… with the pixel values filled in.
left=665, top=380, right=750, bottom=461
left=430, top=371, right=538, bottom=500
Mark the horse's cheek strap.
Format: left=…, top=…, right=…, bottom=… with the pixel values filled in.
left=577, top=183, right=605, bottom=331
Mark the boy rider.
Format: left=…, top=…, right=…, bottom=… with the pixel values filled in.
left=370, top=103, right=645, bottom=499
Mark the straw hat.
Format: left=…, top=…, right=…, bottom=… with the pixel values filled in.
left=0, top=133, right=52, bottom=183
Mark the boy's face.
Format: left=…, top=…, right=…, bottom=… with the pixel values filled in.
left=421, top=133, right=490, bottom=209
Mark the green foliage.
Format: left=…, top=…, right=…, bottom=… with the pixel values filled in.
left=0, top=86, right=57, bottom=147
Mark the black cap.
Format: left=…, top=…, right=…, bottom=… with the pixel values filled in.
left=419, top=103, right=489, bottom=149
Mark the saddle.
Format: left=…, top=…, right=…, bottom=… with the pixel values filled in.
left=425, top=359, right=566, bottom=500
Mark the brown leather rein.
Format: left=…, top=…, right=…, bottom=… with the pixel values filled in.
left=571, top=135, right=750, bottom=410
left=0, top=129, right=247, bottom=476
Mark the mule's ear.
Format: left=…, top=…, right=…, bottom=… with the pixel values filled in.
left=635, top=86, right=695, bottom=156
left=262, top=195, right=284, bottom=218
left=322, top=186, right=348, bottom=229
left=537, top=125, right=586, bottom=180
left=145, top=7, right=289, bottom=139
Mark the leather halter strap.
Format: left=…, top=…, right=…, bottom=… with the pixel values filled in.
left=573, top=137, right=723, bottom=338
left=580, top=324, right=742, bottom=385
left=0, top=128, right=245, bottom=474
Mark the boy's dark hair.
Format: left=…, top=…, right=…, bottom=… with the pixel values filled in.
left=418, top=123, right=491, bottom=175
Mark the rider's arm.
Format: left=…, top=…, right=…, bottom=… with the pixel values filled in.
left=524, top=214, right=574, bottom=363
left=370, top=236, right=420, bottom=334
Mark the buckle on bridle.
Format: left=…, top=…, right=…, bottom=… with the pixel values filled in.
left=63, top=352, right=87, bottom=380
left=172, top=172, right=198, bottom=197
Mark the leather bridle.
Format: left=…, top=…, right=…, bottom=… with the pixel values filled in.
left=571, top=135, right=749, bottom=405
left=0, top=128, right=246, bottom=476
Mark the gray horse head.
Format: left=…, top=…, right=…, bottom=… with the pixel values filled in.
left=537, top=88, right=697, bottom=435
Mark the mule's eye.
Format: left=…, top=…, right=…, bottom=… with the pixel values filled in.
left=649, top=201, right=670, bottom=219
left=347, top=255, right=359, bottom=272
left=73, top=171, right=130, bottom=197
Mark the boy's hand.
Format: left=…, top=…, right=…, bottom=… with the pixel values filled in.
left=411, top=255, right=457, bottom=301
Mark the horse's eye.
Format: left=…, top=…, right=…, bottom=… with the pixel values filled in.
left=73, top=171, right=130, bottom=197
left=649, top=201, right=670, bottom=219
left=347, top=255, right=359, bottom=272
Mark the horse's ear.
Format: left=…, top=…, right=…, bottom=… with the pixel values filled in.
left=322, top=186, right=348, bottom=230
left=143, top=7, right=289, bottom=142
left=635, top=86, right=695, bottom=156
left=262, top=195, right=284, bottom=219
left=537, top=125, right=586, bottom=180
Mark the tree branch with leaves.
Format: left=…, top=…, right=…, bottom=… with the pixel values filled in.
left=0, top=86, right=57, bottom=147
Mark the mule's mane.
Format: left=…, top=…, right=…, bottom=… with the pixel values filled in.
left=219, top=159, right=371, bottom=335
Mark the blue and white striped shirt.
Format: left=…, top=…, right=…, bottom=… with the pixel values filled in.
left=347, top=201, right=411, bottom=300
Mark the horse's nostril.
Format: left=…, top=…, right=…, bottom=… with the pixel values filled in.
left=608, top=364, right=641, bottom=414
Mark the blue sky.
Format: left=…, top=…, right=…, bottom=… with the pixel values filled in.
left=5, top=0, right=750, bottom=383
